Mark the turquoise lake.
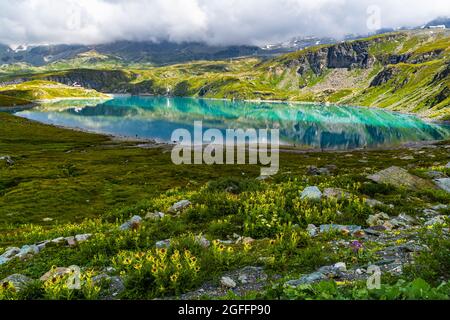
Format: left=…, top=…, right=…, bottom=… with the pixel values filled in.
left=14, top=96, right=450, bottom=150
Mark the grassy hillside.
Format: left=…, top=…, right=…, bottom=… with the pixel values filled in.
left=0, top=80, right=110, bottom=103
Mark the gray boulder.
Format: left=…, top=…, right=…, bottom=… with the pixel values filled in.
left=1, top=274, right=33, bottom=291
left=323, top=188, right=352, bottom=200
left=367, top=166, right=433, bottom=190
left=320, top=224, right=362, bottom=234
left=300, top=186, right=322, bottom=201
left=156, top=239, right=172, bottom=249
left=119, top=215, right=143, bottom=231
left=168, top=200, right=191, bottom=213
left=220, top=276, right=237, bottom=288
left=435, top=178, right=450, bottom=193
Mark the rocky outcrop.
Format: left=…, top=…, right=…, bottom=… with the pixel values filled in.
left=295, top=41, right=374, bottom=76
left=370, top=66, right=398, bottom=86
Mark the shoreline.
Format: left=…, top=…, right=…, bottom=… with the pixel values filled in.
left=5, top=111, right=448, bottom=154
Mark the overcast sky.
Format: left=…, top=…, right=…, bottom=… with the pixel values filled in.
left=0, top=0, right=449, bottom=46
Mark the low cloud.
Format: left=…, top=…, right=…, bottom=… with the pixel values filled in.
left=0, top=0, right=448, bottom=46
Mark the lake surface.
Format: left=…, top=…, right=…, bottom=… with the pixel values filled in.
left=14, top=96, right=450, bottom=150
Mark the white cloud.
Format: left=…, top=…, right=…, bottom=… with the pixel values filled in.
left=0, top=0, right=448, bottom=46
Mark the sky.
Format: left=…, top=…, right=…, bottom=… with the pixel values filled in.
left=0, top=0, right=449, bottom=46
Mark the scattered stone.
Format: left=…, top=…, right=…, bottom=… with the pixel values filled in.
left=1, top=247, right=20, bottom=259
left=446, top=162, right=450, bottom=169
left=319, top=224, right=362, bottom=234
left=168, top=200, right=192, bottom=213
left=307, top=166, right=331, bottom=176
left=1, top=274, right=33, bottom=291
left=40, top=267, right=72, bottom=282
left=425, top=216, right=447, bottom=226
left=195, top=235, right=211, bottom=248
left=323, top=188, right=352, bottom=200
left=155, top=239, right=171, bottom=249
left=65, top=236, right=77, bottom=247
left=0, top=155, right=14, bottom=166
left=92, top=274, right=125, bottom=299
left=400, top=156, right=414, bottom=160
left=36, top=240, right=50, bottom=252
left=16, top=245, right=39, bottom=260
left=364, top=198, right=384, bottom=208
left=285, top=262, right=347, bottom=287
left=367, top=213, right=390, bottom=227
left=307, top=224, right=318, bottom=237
left=238, top=274, right=248, bottom=284
left=367, top=166, right=433, bottom=190
left=51, top=237, right=66, bottom=244
left=426, top=171, right=446, bottom=179
left=220, top=276, right=237, bottom=288
left=431, top=204, right=448, bottom=211
left=300, top=186, right=322, bottom=201
left=145, top=212, right=165, bottom=220
left=119, top=215, right=143, bottom=231
left=42, top=218, right=53, bottom=222
left=75, top=234, right=92, bottom=243
left=435, top=178, right=450, bottom=193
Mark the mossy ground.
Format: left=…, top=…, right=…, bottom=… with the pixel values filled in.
left=0, top=113, right=448, bottom=300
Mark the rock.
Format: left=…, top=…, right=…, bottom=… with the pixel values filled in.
left=323, top=188, right=352, bottom=200
left=42, top=218, right=53, bottom=222
left=426, top=171, right=446, bottom=179
left=220, top=276, right=237, bottom=288
left=0, top=155, right=14, bottom=166
left=237, top=237, right=255, bottom=245
left=307, top=166, right=330, bottom=176
left=300, top=186, right=322, bottom=201
left=285, top=272, right=327, bottom=287
left=400, top=156, right=414, bottom=160
left=431, top=204, right=448, bottom=211
left=307, top=224, right=318, bottom=237
left=285, top=263, right=347, bottom=287
left=364, top=198, right=384, bottom=208
left=119, top=215, right=143, bottom=231
left=40, top=267, right=72, bottom=282
left=65, top=236, right=77, bottom=247
left=367, top=166, right=433, bottom=190
left=92, top=274, right=125, bottom=299
left=168, top=200, right=191, bottom=213
left=16, top=245, right=39, bottom=260
left=195, top=235, right=211, bottom=248
left=446, top=162, right=450, bottom=169
left=238, top=274, right=248, bottom=284
left=155, top=239, right=171, bottom=249
left=333, top=262, right=347, bottom=272
left=435, top=178, right=450, bottom=193
left=319, top=224, right=362, bottom=234
left=1, top=247, right=20, bottom=259
left=0, top=257, right=9, bottom=265
left=425, top=216, right=447, bottom=226
left=36, top=240, right=50, bottom=252
left=75, top=234, right=92, bottom=243
left=1, top=274, right=33, bottom=291
left=366, top=213, right=390, bottom=227
left=145, top=212, right=165, bottom=220
left=51, top=237, right=66, bottom=244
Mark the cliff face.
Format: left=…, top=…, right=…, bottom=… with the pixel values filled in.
left=290, top=41, right=375, bottom=77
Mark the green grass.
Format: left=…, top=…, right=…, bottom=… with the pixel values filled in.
left=0, top=80, right=109, bottom=102
left=0, top=113, right=449, bottom=300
